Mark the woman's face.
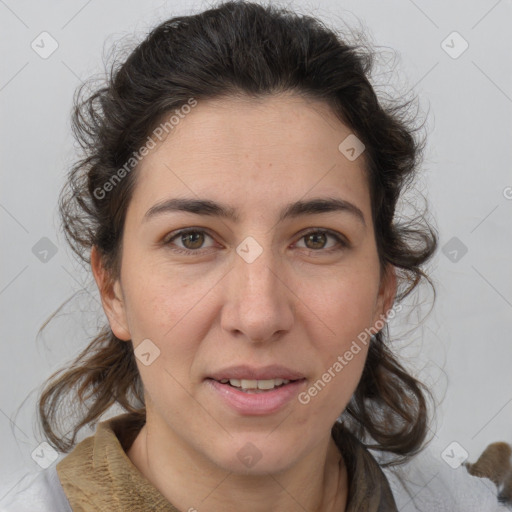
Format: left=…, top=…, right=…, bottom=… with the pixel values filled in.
left=95, top=92, right=396, bottom=474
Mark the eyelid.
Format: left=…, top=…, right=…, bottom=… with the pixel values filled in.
left=163, top=227, right=211, bottom=242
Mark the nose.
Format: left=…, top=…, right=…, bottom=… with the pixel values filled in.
left=220, top=241, right=295, bottom=344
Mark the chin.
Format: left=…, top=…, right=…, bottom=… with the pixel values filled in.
left=207, top=437, right=298, bottom=476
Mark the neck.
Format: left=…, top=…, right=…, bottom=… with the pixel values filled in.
left=127, top=417, right=348, bottom=512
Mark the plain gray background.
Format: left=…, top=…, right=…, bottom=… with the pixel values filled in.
left=1, top=0, right=511, bottom=489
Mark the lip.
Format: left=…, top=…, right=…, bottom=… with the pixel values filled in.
left=207, top=364, right=305, bottom=381
left=206, top=378, right=306, bottom=415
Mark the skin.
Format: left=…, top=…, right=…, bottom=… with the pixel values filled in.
left=92, top=92, right=397, bottom=512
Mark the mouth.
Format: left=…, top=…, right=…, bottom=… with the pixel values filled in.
left=208, top=377, right=305, bottom=393
left=206, top=376, right=307, bottom=415
left=205, top=365, right=307, bottom=414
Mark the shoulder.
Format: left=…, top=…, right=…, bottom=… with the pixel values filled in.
left=380, top=445, right=510, bottom=512
left=0, top=465, right=72, bottom=512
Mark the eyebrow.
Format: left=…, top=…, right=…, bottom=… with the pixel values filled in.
left=143, top=197, right=366, bottom=227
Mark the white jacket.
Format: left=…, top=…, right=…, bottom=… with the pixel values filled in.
left=0, top=465, right=71, bottom=512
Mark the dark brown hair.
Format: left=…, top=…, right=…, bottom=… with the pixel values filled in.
left=37, top=0, right=438, bottom=466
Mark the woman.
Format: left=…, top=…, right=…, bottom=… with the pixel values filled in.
left=0, top=1, right=507, bottom=511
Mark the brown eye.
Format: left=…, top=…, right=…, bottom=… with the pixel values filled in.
left=181, top=231, right=205, bottom=249
left=304, top=232, right=327, bottom=249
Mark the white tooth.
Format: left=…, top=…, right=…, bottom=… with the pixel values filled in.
left=257, top=379, right=276, bottom=390
left=240, top=379, right=258, bottom=389
left=220, top=379, right=229, bottom=383
left=227, top=378, right=292, bottom=390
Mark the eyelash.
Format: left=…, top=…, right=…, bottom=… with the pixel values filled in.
left=163, top=228, right=349, bottom=255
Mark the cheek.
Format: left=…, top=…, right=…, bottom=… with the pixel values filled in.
left=120, top=260, right=223, bottom=400
left=121, top=268, right=207, bottom=407
left=287, top=266, right=377, bottom=410
left=301, top=267, right=380, bottom=348
left=121, top=258, right=217, bottom=342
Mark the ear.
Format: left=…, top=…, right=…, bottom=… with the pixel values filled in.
left=371, top=263, right=397, bottom=328
left=90, top=245, right=131, bottom=341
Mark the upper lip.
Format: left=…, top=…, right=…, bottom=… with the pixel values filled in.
left=207, top=365, right=306, bottom=381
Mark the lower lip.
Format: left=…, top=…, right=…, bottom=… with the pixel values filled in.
left=206, top=378, right=306, bottom=415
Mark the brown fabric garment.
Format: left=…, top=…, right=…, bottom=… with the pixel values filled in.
left=56, top=412, right=398, bottom=512
left=331, top=422, right=398, bottom=512
left=57, top=413, right=178, bottom=512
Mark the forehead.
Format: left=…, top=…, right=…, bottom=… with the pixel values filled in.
left=130, top=93, right=371, bottom=222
